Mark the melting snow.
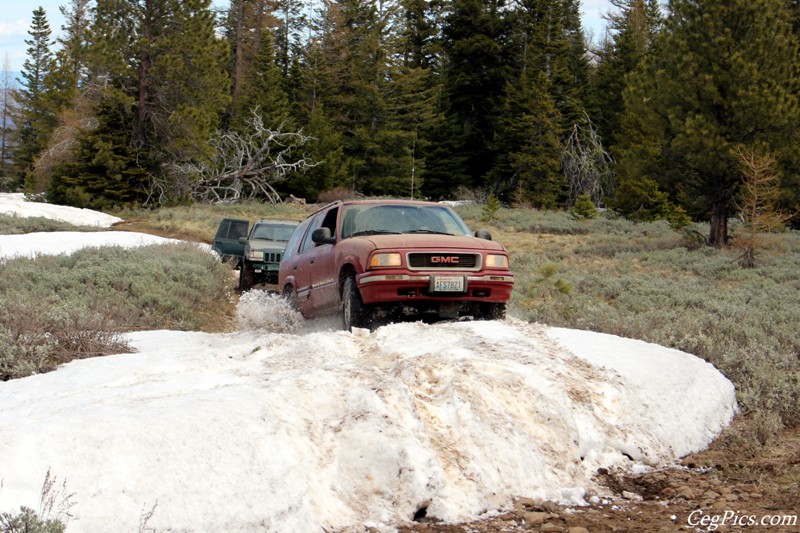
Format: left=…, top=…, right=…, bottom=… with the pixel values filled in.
left=0, top=193, right=738, bottom=532
left=0, top=193, right=122, bottom=227
left=0, top=230, right=195, bottom=261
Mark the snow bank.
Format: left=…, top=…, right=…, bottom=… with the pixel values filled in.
left=0, top=231, right=196, bottom=261
left=0, top=193, right=122, bottom=227
left=0, top=317, right=737, bottom=532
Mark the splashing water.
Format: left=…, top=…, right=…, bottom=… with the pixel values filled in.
left=236, top=291, right=304, bottom=333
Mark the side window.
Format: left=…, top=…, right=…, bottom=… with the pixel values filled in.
left=215, top=220, right=230, bottom=239
left=299, top=212, right=325, bottom=254
left=229, top=220, right=248, bottom=240
left=320, top=207, right=339, bottom=237
left=283, top=219, right=311, bottom=262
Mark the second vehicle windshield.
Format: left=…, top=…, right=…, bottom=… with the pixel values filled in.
left=251, top=224, right=296, bottom=241
left=341, top=204, right=471, bottom=239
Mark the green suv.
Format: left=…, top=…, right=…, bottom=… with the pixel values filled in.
left=238, top=219, right=299, bottom=292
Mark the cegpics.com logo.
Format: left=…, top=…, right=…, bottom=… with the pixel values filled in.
left=687, top=510, right=798, bottom=531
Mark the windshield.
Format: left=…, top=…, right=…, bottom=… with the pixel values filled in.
left=341, top=204, right=471, bottom=239
left=251, top=223, right=296, bottom=241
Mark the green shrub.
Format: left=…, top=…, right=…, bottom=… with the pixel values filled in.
left=0, top=507, right=65, bottom=533
left=0, top=469, right=73, bottom=533
left=0, top=243, right=233, bottom=380
left=571, top=194, right=597, bottom=220
left=480, top=195, right=501, bottom=223
left=0, top=214, right=99, bottom=235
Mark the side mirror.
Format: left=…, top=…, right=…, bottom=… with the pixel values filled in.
left=312, top=227, right=336, bottom=245
left=238, top=237, right=247, bottom=244
left=474, top=229, right=493, bottom=241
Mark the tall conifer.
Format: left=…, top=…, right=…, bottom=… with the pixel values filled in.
left=589, top=0, right=661, bottom=152
left=11, top=7, right=55, bottom=187
left=616, top=0, right=800, bottom=245
left=425, top=0, right=510, bottom=196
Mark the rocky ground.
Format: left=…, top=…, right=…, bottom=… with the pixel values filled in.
left=400, top=425, right=799, bottom=533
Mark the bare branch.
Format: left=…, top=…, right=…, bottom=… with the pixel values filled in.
left=561, top=113, right=615, bottom=207
left=168, top=109, right=317, bottom=205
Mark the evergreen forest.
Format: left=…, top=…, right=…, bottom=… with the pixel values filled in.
left=3, top=0, right=800, bottom=247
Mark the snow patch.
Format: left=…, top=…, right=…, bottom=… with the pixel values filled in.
left=0, top=193, right=122, bottom=227
left=0, top=231, right=194, bottom=261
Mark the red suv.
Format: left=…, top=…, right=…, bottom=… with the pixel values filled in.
left=278, top=200, right=514, bottom=329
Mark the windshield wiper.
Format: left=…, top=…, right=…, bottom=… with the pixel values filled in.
left=350, top=230, right=402, bottom=237
left=404, top=229, right=454, bottom=235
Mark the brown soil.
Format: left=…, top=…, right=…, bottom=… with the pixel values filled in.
left=400, top=424, right=799, bottom=533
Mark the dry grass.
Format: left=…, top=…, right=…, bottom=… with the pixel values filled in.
left=109, top=201, right=313, bottom=243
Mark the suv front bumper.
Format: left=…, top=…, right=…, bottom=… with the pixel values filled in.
left=357, top=271, right=513, bottom=304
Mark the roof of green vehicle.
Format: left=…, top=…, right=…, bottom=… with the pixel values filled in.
left=253, top=219, right=300, bottom=225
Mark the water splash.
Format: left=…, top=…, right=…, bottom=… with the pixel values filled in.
left=236, top=291, right=303, bottom=333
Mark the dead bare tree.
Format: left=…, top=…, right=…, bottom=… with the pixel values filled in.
left=168, top=110, right=316, bottom=205
left=561, top=113, right=615, bottom=207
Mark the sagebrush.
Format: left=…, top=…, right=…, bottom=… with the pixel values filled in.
left=0, top=243, right=233, bottom=380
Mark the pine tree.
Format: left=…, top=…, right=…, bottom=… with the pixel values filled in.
left=558, top=0, right=591, bottom=131
left=25, top=1, right=95, bottom=194
left=510, top=0, right=589, bottom=137
left=224, top=0, right=270, bottom=128
left=272, top=0, right=308, bottom=81
left=733, top=146, right=793, bottom=267
left=231, top=28, right=292, bottom=132
left=398, top=0, right=446, bottom=71
left=49, top=97, right=149, bottom=208
left=491, top=70, right=563, bottom=207
left=615, top=0, right=800, bottom=246
left=285, top=100, right=348, bottom=200
left=425, top=0, right=511, bottom=196
left=144, top=0, right=230, bottom=169
left=10, top=7, right=55, bottom=188
left=58, top=0, right=92, bottom=90
left=589, top=0, right=661, bottom=152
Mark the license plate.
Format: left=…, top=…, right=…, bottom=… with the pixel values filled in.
left=431, top=276, right=465, bottom=292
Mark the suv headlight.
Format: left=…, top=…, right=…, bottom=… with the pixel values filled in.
left=247, top=250, right=264, bottom=261
left=485, top=254, right=509, bottom=269
left=369, top=253, right=402, bottom=268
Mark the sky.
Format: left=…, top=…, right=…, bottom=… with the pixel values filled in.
left=0, top=0, right=614, bottom=73
left=0, top=192, right=739, bottom=531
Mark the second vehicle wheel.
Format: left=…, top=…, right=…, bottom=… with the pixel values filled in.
left=342, top=275, right=371, bottom=331
left=239, top=261, right=254, bottom=293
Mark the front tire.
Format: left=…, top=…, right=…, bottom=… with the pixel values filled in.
left=481, top=302, right=507, bottom=321
left=239, top=260, right=254, bottom=293
left=283, top=284, right=299, bottom=311
left=342, top=275, right=371, bottom=331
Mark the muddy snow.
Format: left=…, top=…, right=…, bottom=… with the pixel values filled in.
left=0, top=193, right=738, bottom=532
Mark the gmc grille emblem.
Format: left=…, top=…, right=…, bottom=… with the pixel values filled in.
left=431, top=256, right=460, bottom=264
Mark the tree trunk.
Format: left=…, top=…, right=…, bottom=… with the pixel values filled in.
left=709, top=201, right=729, bottom=248
left=135, top=0, right=153, bottom=148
